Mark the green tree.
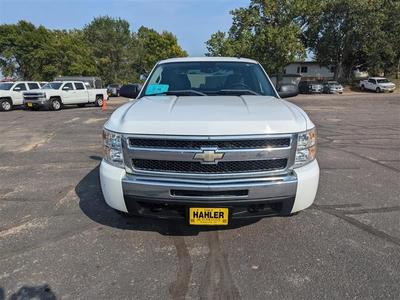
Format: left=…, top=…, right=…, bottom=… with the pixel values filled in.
left=133, top=26, right=188, bottom=74
left=0, top=21, right=96, bottom=81
left=0, top=17, right=188, bottom=83
left=83, top=16, right=133, bottom=85
left=306, top=0, right=400, bottom=79
left=50, top=30, right=96, bottom=78
left=0, top=21, right=53, bottom=80
left=205, top=0, right=319, bottom=74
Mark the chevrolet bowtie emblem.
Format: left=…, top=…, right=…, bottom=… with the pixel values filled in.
left=194, top=149, right=225, bottom=164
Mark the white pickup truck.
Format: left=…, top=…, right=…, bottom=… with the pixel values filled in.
left=359, top=77, right=396, bottom=93
left=0, top=81, right=42, bottom=111
left=100, top=57, right=319, bottom=226
left=23, top=81, right=108, bottom=111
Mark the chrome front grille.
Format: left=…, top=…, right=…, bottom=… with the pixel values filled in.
left=129, top=138, right=291, bottom=149
left=132, top=159, right=288, bottom=174
left=123, top=134, right=296, bottom=179
left=23, top=93, right=45, bottom=100
left=24, top=96, right=41, bottom=100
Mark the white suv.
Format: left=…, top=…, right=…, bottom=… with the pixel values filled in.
left=0, top=81, right=41, bottom=111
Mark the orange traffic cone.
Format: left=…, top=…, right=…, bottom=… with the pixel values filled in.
left=101, top=98, right=107, bottom=110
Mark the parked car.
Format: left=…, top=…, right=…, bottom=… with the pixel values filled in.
left=0, top=81, right=42, bottom=111
left=322, top=81, right=343, bottom=94
left=359, top=77, right=396, bottom=93
left=100, top=57, right=319, bottom=225
left=298, top=81, right=323, bottom=94
left=107, top=84, right=121, bottom=97
left=23, top=81, right=108, bottom=111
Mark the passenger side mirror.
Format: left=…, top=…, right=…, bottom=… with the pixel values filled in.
left=139, top=74, right=148, bottom=81
left=62, top=86, right=70, bottom=91
left=120, top=84, right=142, bottom=99
left=278, top=84, right=298, bottom=98
left=13, top=87, right=21, bottom=91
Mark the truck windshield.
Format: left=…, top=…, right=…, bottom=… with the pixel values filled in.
left=377, top=79, right=389, bottom=83
left=42, top=82, right=63, bottom=90
left=0, top=83, right=14, bottom=90
left=141, top=61, right=276, bottom=97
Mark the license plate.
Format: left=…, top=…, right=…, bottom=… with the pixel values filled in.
left=27, top=102, right=32, bottom=107
left=189, top=207, right=229, bottom=225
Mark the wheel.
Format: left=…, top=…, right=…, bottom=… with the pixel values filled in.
left=50, top=98, right=62, bottom=111
left=0, top=99, right=12, bottom=111
left=77, top=103, right=86, bottom=108
left=95, top=96, right=104, bottom=107
left=376, top=87, right=381, bottom=93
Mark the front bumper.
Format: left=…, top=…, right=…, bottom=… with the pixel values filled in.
left=23, top=98, right=50, bottom=108
left=380, top=86, right=395, bottom=92
left=100, top=159, right=319, bottom=220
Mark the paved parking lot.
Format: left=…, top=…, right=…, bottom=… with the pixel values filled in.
left=0, top=93, right=399, bottom=299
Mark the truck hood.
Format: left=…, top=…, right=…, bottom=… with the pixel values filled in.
left=105, top=95, right=312, bottom=135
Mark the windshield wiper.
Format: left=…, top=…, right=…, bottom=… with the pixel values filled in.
left=149, top=90, right=207, bottom=96
left=216, top=89, right=260, bottom=96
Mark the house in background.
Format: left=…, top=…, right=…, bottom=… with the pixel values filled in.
left=284, top=62, right=334, bottom=81
left=269, top=74, right=301, bottom=89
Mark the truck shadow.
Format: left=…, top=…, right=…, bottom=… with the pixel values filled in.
left=76, top=164, right=260, bottom=236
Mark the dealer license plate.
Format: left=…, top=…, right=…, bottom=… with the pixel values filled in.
left=189, top=207, right=229, bottom=225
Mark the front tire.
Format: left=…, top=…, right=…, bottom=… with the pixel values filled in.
left=0, top=99, right=12, bottom=111
left=360, top=85, right=365, bottom=91
left=95, top=96, right=104, bottom=107
left=50, top=98, right=62, bottom=111
left=376, top=87, right=381, bottom=93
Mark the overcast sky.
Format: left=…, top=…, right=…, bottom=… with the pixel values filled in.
left=0, top=0, right=249, bottom=56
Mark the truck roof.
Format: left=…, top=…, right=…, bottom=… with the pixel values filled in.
left=158, top=56, right=259, bottom=64
left=369, top=77, right=387, bottom=80
left=0, top=81, right=39, bottom=84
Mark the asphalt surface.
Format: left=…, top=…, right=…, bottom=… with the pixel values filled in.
left=0, top=93, right=399, bottom=300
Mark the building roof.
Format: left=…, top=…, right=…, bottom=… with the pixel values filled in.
left=286, top=61, right=324, bottom=65
left=159, top=56, right=259, bottom=64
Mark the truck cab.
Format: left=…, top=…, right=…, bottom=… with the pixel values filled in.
left=0, top=81, right=41, bottom=111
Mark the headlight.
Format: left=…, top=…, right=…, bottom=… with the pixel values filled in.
left=294, top=127, right=317, bottom=168
left=103, top=128, right=124, bottom=168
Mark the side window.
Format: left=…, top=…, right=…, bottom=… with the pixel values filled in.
left=300, top=66, right=308, bottom=73
left=297, top=67, right=300, bottom=73
left=28, top=83, right=40, bottom=90
left=74, top=82, right=85, bottom=90
left=63, top=83, right=74, bottom=90
left=14, top=83, right=27, bottom=91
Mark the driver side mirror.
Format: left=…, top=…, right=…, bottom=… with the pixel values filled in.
left=62, top=86, right=70, bottom=91
left=278, top=84, right=298, bottom=98
left=13, top=87, right=21, bottom=91
left=119, top=83, right=142, bottom=99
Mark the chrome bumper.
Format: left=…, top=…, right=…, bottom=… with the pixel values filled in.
left=23, top=98, right=49, bottom=106
left=121, top=173, right=298, bottom=219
